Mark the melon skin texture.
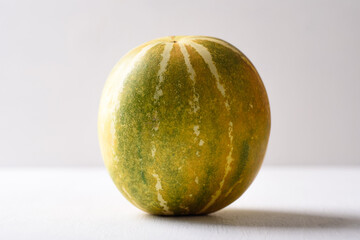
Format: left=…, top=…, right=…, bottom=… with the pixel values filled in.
left=98, top=36, right=270, bottom=215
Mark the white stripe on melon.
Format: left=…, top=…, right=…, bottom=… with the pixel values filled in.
left=186, top=40, right=235, bottom=213
left=152, top=43, right=174, bottom=214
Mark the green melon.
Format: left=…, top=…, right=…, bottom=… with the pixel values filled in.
left=98, top=36, right=270, bottom=215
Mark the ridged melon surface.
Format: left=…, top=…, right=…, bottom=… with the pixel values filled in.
left=98, top=36, right=270, bottom=215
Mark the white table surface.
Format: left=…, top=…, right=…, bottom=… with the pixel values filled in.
left=1, top=166, right=359, bottom=240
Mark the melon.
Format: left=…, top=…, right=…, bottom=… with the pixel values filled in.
left=98, top=36, right=270, bottom=215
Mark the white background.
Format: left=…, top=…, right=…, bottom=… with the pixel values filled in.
left=1, top=0, right=359, bottom=167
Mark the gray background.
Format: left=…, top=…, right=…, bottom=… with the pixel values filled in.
left=1, top=0, right=359, bottom=167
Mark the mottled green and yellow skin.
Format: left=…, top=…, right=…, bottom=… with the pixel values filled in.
left=98, top=36, right=270, bottom=215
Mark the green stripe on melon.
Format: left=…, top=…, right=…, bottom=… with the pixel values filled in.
left=98, top=36, right=270, bottom=215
